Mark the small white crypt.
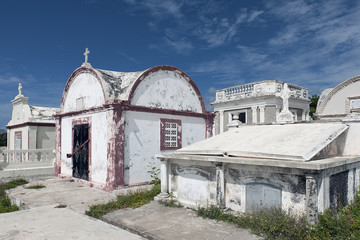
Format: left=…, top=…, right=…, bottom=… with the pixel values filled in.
left=157, top=74, right=360, bottom=224
left=55, top=52, right=213, bottom=191
left=6, top=83, right=58, bottom=160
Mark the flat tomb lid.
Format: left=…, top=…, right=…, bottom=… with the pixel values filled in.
left=176, top=123, right=348, bottom=161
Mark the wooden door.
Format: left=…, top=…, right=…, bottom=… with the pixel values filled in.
left=72, top=124, right=89, bottom=180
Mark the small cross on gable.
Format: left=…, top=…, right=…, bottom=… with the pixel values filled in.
left=84, top=48, right=90, bottom=64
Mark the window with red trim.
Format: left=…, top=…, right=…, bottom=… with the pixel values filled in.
left=160, top=118, right=182, bottom=150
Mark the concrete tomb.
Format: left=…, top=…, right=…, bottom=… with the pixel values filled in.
left=158, top=75, right=360, bottom=224
left=211, top=80, right=310, bottom=134
left=2, top=84, right=58, bottom=174
left=55, top=50, right=213, bottom=191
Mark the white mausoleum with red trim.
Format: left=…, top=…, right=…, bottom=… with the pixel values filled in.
left=55, top=59, right=213, bottom=191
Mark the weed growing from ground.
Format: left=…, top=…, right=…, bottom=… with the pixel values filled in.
left=158, top=199, right=183, bottom=208
left=85, top=184, right=161, bottom=219
left=198, top=193, right=360, bottom=240
left=0, top=178, right=28, bottom=214
left=6, top=179, right=28, bottom=189
left=24, top=184, right=46, bottom=189
left=147, top=165, right=160, bottom=185
left=55, top=204, right=67, bottom=208
left=198, top=205, right=309, bottom=240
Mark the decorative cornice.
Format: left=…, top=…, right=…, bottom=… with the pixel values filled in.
left=7, top=122, right=55, bottom=129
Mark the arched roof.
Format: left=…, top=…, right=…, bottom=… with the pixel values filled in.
left=316, top=75, right=360, bottom=115
left=60, top=64, right=206, bottom=114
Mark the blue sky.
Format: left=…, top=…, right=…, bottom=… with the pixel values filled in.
left=1, top=0, right=360, bottom=129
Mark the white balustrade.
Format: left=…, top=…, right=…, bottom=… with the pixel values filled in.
left=2, top=148, right=55, bottom=165
left=224, top=84, right=254, bottom=96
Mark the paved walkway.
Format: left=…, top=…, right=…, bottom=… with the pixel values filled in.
left=3, top=177, right=258, bottom=240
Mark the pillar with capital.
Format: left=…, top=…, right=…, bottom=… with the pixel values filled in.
left=219, top=110, right=224, bottom=133
left=259, top=106, right=265, bottom=123
left=251, top=106, right=258, bottom=124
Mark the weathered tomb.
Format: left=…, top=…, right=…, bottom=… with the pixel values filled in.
left=158, top=74, right=360, bottom=224
left=7, top=84, right=58, bottom=152
left=211, top=80, right=310, bottom=134
left=55, top=57, right=213, bottom=191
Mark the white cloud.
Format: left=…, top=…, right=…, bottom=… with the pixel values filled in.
left=193, top=9, right=264, bottom=48
left=0, top=75, right=22, bottom=84
left=164, top=37, right=193, bottom=54
left=125, top=0, right=183, bottom=19
left=247, top=10, right=264, bottom=22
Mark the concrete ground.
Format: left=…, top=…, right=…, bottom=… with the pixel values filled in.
left=3, top=177, right=258, bottom=240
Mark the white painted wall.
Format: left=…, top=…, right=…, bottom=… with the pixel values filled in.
left=124, top=111, right=206, bottom=185
left=131, top=71, right=203, bottom=113
left=36, top=126, right=56, bottom=149
left=343, top=123, right=360, bottom=155
left=321, top=81, right=360, bottom=115
left=63, top=73, right=105, bottom=112
left=60, top=112, right=108, bottom=184
left=7, top=126, right=29, bottom=150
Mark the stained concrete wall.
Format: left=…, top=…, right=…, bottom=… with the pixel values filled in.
left=225, top=164, right=306, bottom=215
left=265, top=106, right=276, bottom=123
left=60, top=112, right=108, bottom=184
left=124, top=111, right=206, bottom=185
left=63, top=73, right=105, bottom=112
left=169, top=160, right=217, bottom=207
left=164, top=157, right=360, bottom=221
left=130, top=70, right=203, bottom=113
left=36, top=126, right=56, bottom=149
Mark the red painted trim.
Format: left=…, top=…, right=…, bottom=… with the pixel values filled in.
left=123, top=102, right=213, bottom=119
left=60, top=66, right=106, bottom=112
left=71, top=117, right=92, bottom=182
left=14, top=131, right=22, bottom=162
left=6, top=122, right=55, bottom=129
left=56, top=101, right=214, bottom=120
left=128, top=65, right=207, bottom=114
left=55, top=103, right=116, bottom=118
left=105, top=105, right=125, bottom=191
left=160, top=118, right=182, bottom=151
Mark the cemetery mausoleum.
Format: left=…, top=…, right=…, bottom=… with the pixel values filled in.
left=158, top=74, right=360, bottom=224
left=211, top=80, right=310, bottom=134
left=55, top=55, right=213, bottom=191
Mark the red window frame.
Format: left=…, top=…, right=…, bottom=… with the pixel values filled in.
left=160, top=118, right=182, bottom=150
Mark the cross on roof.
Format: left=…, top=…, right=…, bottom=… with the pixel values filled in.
left=84, top=48, right=90, bottom=64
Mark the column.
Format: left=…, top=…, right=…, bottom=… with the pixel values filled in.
left=219, top=110, right=224, bottom=134
left=302, top=109, right=307, bottom=121
left=306, top=174, right=318, bottom=225
left=318, top=171, right=329, bottom=212
left=160, top=159, right=169, bottom=195
left=215, top=162, right=225, bottom=208
left=251, top=106, right=258, bottom=124
left=259, top=106, right=265, bottom=124
left=54, top=116, right=61, bottom=176
left=348, top=168, right=356, bottom=203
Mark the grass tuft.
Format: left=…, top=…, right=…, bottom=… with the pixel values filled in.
left=85, top=184, right=161, bottom=219
left=0, top=178, right=28, bottom=214
left=158, top=199, right=183, bottom=208
left=197, top=205, right=308, bottom=240
left=24, top=184, right=46, bottom=189
left=6, top=179, right=29, bottom=189
left=55, top=204, right=67, bottom=208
